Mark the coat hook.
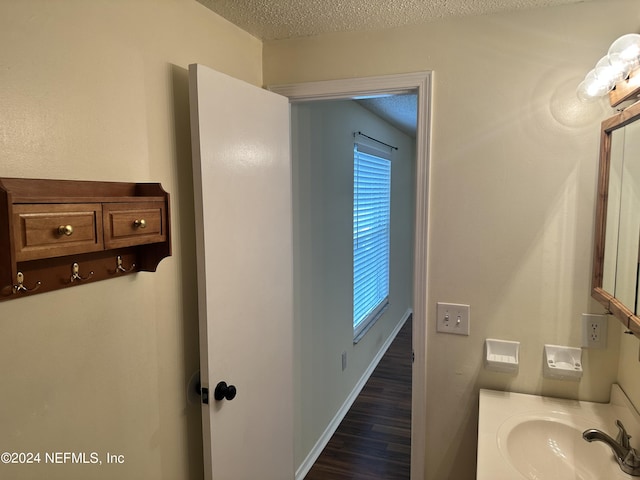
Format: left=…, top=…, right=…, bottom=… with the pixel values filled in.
left=112, top=255, right=136, bottom=274
left=13, top=272, right=42, bottom=294
left=70, top=262, right=94, bottom=282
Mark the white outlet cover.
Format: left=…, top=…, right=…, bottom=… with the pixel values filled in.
left=436, top=302, right=470, bottom=336
left=581, top=313, right=608, bottom=349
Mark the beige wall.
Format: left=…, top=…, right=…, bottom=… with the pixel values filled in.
left=0, top=1, right=261, bottom=479
left=264, top=2, right=639, bottom=479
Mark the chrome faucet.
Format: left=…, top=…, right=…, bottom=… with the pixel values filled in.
left=583, top=420, right=640, bottom=476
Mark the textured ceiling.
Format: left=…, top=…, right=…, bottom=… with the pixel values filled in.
left=197, top=0, right=590, bottom=41
left=356, top=95, right=417, bottom=137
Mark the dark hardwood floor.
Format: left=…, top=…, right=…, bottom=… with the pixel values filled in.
left=305, top=318, right=412, bottom=480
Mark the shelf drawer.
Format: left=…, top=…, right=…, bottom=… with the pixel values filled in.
left=13, top=204, right=104, bottom=261
left=103, top=201, right=166, bottom=249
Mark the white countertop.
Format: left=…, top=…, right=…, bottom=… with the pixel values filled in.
left=477, top=385, right=640, bottom=480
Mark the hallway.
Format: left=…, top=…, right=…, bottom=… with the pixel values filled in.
left=305, top=319, right=412, bottom=479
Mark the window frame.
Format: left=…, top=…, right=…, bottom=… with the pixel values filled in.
left=352, top=141, right=392, bottom=342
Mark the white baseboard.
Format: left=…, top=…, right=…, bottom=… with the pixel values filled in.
left=295, top=308, right=412, bottom=480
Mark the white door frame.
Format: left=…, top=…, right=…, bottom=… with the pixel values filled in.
left=269, top=71, right=432, bottom=480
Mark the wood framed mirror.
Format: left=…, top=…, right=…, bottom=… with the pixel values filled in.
left=592, top=99, right=640, bottom=335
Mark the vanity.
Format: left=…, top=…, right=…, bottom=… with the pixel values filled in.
left=477, top=385, right=640, bottom=479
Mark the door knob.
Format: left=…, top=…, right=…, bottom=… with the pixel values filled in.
left=214, top=381, right=237, bottom=401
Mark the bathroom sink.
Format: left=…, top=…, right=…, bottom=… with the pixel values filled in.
left=497, top=412, right=621, bottom=480
left=477, top=385, right=640, bottom=480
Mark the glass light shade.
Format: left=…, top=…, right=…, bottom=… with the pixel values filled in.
left=577, top=70, right=612, bottom=102
left=607, top=52, right=633, bottom=80
left=595, top=55, right=629, bottom=84
left=608, top=33, right=640, bottom=70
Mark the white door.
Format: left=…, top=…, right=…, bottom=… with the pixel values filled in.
left=188, top=63, right=293, bottom=480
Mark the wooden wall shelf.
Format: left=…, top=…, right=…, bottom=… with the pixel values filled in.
left=0, top=178, right=171, bottom=301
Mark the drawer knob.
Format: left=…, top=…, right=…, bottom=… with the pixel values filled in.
left=57, top=224, right=74, bottom=236
left=133, top=219, right=146, bottom=229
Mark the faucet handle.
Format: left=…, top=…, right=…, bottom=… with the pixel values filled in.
left=616, top=420, right=632, bottom=449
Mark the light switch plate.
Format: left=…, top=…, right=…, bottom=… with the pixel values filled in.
left=436, top=302, right=470, bottom=335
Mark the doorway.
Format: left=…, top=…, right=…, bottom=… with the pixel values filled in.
left=270, top=72, right=432, bottom=480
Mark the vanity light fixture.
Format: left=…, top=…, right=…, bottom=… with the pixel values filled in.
left=577, top=33, right=640, bottom=102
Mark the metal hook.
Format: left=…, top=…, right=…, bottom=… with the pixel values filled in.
left=70, top=262, right=94, bottom=282
left=13, top=272, right=42, bottom=294
left=112, top=255, right=136, bottom=274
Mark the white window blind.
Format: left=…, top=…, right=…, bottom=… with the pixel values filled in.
left=353, top=142, right=391, bottom=339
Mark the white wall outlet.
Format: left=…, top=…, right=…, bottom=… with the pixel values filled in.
left=581, top=314, right=608, bottom=349
left=436, top=302, right=470, bottom=336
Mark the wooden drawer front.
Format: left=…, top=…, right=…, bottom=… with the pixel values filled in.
left=104, top=202, right=166, bottom=249
left=13, top=204, right=103, bottom=261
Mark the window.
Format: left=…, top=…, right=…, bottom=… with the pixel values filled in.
left=353, top=142, right=391, bottom=340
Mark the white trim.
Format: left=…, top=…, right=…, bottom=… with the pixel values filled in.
left=294, top=309, right=413, bottom=480
left=411, top=71, right=432, bottom=480
left=271, top=71, right=431, bottom=480
left=353, top=301, right=388, bottom=344
left=268, top=71, right=429, bottom=102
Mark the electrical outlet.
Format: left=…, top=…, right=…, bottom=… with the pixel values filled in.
left=581, top=314, right=608, bottom=349
left=436, top=302, right=470, bottom=335
left=341, top=351, right=347, bottom=371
